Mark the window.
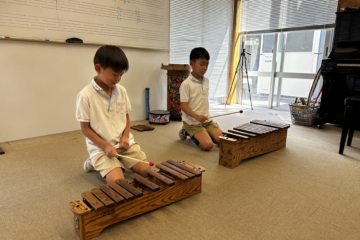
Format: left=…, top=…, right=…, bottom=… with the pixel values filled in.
left=239, top=29, right=333, bottom=109
left=286, top=31, right=314, bottom=52
left=237, top=0, right=338, bottom=109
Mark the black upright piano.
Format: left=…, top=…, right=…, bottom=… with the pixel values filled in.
left=317, top=8, right=360, bottom=129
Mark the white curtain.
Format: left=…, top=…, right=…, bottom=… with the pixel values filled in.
left=170, top=0, right=234, bottom=103
left=240, top=0, right=338, bottom=34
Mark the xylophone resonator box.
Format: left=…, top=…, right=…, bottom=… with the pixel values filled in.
left=219, top=120, right=290, bottom=169
left=69, top=160, right=204, bottom=240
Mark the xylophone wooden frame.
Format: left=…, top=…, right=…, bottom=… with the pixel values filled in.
left=69, top=160, right=204, bottom=240
left=219, top=120, right=290, bottom=169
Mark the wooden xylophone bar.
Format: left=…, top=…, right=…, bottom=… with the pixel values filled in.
left=69, top=160, right=204, bottom=240
left=219, top=120, right=290, bottom=169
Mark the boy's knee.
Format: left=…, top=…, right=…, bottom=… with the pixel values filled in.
left=105, top=168, right=125, bottom=184
left=131, top=162, right=151, bottom=177
left=210, top=136, right=220, bottom=145
left=105, top=175, right=125, bottom=184
left=200, top=142, right=214, bottom=151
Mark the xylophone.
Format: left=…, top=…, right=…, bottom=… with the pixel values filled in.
left=219, top=120, right=290, bottom=169
left=69, top=160, right=204, bottom=240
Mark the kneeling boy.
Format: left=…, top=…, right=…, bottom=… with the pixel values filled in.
left=179, top=47, right=223, bottom=151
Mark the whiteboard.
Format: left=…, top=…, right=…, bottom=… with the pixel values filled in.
left=0, top=0, right=169, bottom=50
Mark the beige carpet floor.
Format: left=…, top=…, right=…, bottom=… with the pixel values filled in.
left=1, top=110, right=360, bottom=240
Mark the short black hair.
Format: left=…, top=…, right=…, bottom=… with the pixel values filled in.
left=190, top=47, right=210, bottom=62
left=94, top=45, right=129, bottom=72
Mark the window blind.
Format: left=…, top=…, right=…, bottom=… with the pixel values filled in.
left=170, top=0, right=234, bottom=102
left=240, top=0, right=339, bottom=34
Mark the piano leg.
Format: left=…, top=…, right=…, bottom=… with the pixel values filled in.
left=347, top=108, right=355, bottom=147
left=339, top=106, right=351, bottom=154
left=347, top=128, right=354, bottom=147
left=315, top=116, right=326, bottom=129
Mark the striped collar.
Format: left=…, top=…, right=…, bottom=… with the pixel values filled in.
left=91, top=78, right=119, bottom=97
left=189, top=73, right=204, bottom=84
left=91, top=78, right=119, bottom=111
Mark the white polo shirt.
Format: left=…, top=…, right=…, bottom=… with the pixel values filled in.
left=180, top=73, right=211, bottom=125
left=76, top=79, right=135, bottom=159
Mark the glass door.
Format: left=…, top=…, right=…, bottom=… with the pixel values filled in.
left=237, top=34, right=274, bottom=107
left=237, top=29, right=333, bottom=109
left=272, top=29, right=329, bottom=109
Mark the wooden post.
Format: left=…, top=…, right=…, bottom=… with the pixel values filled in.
left=227, top=0, right=242, bottom=105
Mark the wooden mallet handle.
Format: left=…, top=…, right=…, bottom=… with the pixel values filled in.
left=117, top=154, right=154, bottom=166
left=209, top=110, right=243, bottom=119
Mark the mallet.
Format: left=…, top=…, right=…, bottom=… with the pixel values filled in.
left=209, top=110, right=243, bottom=119
left=117, top=154, right=154, bottom=167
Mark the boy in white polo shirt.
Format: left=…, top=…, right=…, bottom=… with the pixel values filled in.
left=76, top=45, right=150, bottom=183
left=179, top=47, right=223, bottom=151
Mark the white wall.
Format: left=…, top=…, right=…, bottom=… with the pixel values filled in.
left=0, top=40, right=168, bottom=143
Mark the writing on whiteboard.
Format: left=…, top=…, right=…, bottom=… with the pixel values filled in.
left=117, top=7, right=123, bottom=21
left=112, top=0, right=131, bottom=4
left=135, top=10, right=141, bottom=23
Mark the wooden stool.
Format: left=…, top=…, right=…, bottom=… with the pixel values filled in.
left=339, top=95, right=360, bottom=154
